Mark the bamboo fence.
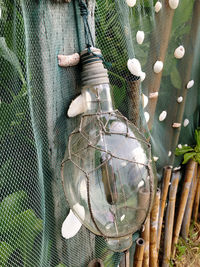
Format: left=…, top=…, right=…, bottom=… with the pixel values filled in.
left=162, top=170, right=180, bottom=267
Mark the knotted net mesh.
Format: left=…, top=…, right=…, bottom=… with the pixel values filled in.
left=0, top=0, right=199, bottom=266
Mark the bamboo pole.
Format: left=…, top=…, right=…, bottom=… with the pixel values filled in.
left=171, top=160, right=197, bottom=258
left=157, top=166, right=173, bottom=251
left=193, top=166, right=200, bottom=222
left=162, top=170, right=180, bottom=267
left=141, top=215, right=150, bottom=267
left=144, top=1, right=175, bottom=130
left=136, top=188, right=150, bottom=225
left=134, top=238, right=145, bottom=267
left=181, top=163, right=198, bottom=239
left=125, top=250, right=130, bottom=267
left=150, top=188, right=160, bottom=267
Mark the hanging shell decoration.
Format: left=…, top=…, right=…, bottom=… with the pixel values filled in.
left=174, top=46, right=185, bottom=59
left=136, top=31, right=145, bottom=44
left=144, top=112, right=150, bottom=123
left=169, top=0, right=179, bottom=9
left=186, top=80, right=194, bottom=89
left=178, top=144, right=182, bottom=149
left=153, top=156, right=159, bottom=162
left=127, top=58, right=142, bottom=76
left=149, top=92, right=159, bottom=99
left=140, top=71, right=146, bottom=82
left=153, top=61, right=163, bottom=73
left=67, top=94, right=87, bottom=117
left=177, top=96, right=183, bottom=103
left=159, top=111, right=167, bottom=122
left=183, top=119, right=189, bottom=127
left=172, top=122, right=181, bottom=128
left=126, top=0, right=136, bottom=7
left=142, top=94, right=148, bottom=108
left=155, top=1, right=162, bottom=13
left=168, top=151, right=172, bottom=157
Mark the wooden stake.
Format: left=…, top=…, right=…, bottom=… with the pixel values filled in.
left=157, top=166, right=173, bottom=251
left=150, top=188, right=160, bottom=267
left=193, top=166, right=200, bottom=222
left=171, top=160, right=197, bottom=258
left=181, top=163, right=198, bottom=239
left=141, top=215, right=150, bottom=267
left=134, top=238, right=145, bottom=267
left=162, top=170, right=180, bottom=267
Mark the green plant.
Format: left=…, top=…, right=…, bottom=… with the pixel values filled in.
left=175, top=129, right=200, bottom=164
left=0, top=191, right=43, bottom=267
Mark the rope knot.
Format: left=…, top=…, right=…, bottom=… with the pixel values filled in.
left=79, top=1, right=88, bottom=17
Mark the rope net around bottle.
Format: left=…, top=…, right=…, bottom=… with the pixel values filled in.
left=0, top=0, right=199, bottom=266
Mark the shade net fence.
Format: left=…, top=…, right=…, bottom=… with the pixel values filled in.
left=0, top=0, right=200, bottom=266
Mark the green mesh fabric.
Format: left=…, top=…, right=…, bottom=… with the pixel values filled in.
left=0, top=0, right=200, bottom=266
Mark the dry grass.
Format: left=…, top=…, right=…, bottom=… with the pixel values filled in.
left=172, top=222, right=200, bottom=267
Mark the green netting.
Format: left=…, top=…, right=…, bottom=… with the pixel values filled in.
left=0, top=0, right=200, bottom=266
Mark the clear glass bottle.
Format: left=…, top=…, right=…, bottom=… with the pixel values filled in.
left=61, top=48, right=155, bottom=252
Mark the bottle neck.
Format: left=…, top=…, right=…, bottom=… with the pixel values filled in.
left=82, top=84, right=114, bottom=114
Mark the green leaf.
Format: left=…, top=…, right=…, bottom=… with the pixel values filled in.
left=170, top=66, right=182, bottom=89
left=175, top=146, right=194, bottom=156
left=56, top=264, right=67, bottom=267
left=0, top=159, right=11, bottom=190
left=0, top=191, right=27, bottom=235
left=0, top=37, right=25, bottom=84
left=195, top=129, right=200, bottom=148
left=0, top=242, right=14, bottom=267
left=182, top=152, right=196, bottom=164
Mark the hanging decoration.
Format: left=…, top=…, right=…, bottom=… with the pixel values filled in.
left=61, top=0, right=156, bottom=252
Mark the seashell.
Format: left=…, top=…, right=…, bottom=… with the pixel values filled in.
left=159, top=110, right=167, bottom=121
left=178, top=144, right=182, bottom=149
left=144, top=112, right=150, bottom=123
left=153, top=60, right=163, bottom=73
left=121, top=214, right=125, bottom=221
left=183, top=119, right=189, bottom=127
left=149, top=92, right=159, bottom=99
left=61, top=207, right=83, bottom=239
left=168, top=151, right=172, bottom=157
left=172, top=122, right=181, bottom=128
left=184, top=144, right=188, bottom=147
left=140, top=71, right=146, bottom=82
left=127, top=58, right=142, bottom=77
left=174, top=46, right=185, bottom=59
left=177, top=96, right=183, bottom=103
left=58, top=53, right=80, bottom=67
left=68, top=94, right=87, bottom=117
left=153, top=156, right=159, bottom=162
left=126, top=0, right=136, bottom=7
left=169, top=0, right=179, bottom=9
left=142, top=94, right=148, bottom=108
left=155, top=1, right=162, bottom=13
left=136, top=31, right=145, bottom=45
left=186, top=80, right=194, bottom=89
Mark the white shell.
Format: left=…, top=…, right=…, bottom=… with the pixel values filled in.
left=172, top=122, right=181, bottom=128
left=127, top=58, right=142, bottom=77
left=58, top=53, right=80, bottom=67
left=174, top=46, right=185, bottom=59
left=184, top=144, right=188, bottom=147
left=153, top=156, right=159, bottom=162
left=140, top=71, right=146, bottom=82
left=159, top=110, right=167, bottom=121
left=169, top=0, right=179, bottom=9
left=155, top=1, right=162, bottom=13
left=177, top=96, right=183, bottom=103
left=142, top=94, right=148, bottom=108
left=126, top=0, right=136, bottom=7
left=178, top=144, right=182, bottom=149
left=67, top=94, right=87, bottom=117
left=153, top=61, right=163, bottom=73
left=144, top=112, right=150, bottom=123
left=136, top=31, right=145, bottom=45
left=149, top=92, right=159, bottom=99
left=121, top=215, right=125, bottom=221
left=186, top=80, right=194, bottom=89
left=183, top=119, right=189, bottom=127
left=168, top=151, right=172, bottom=157
left=61, top=209, right=83, bottom=239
